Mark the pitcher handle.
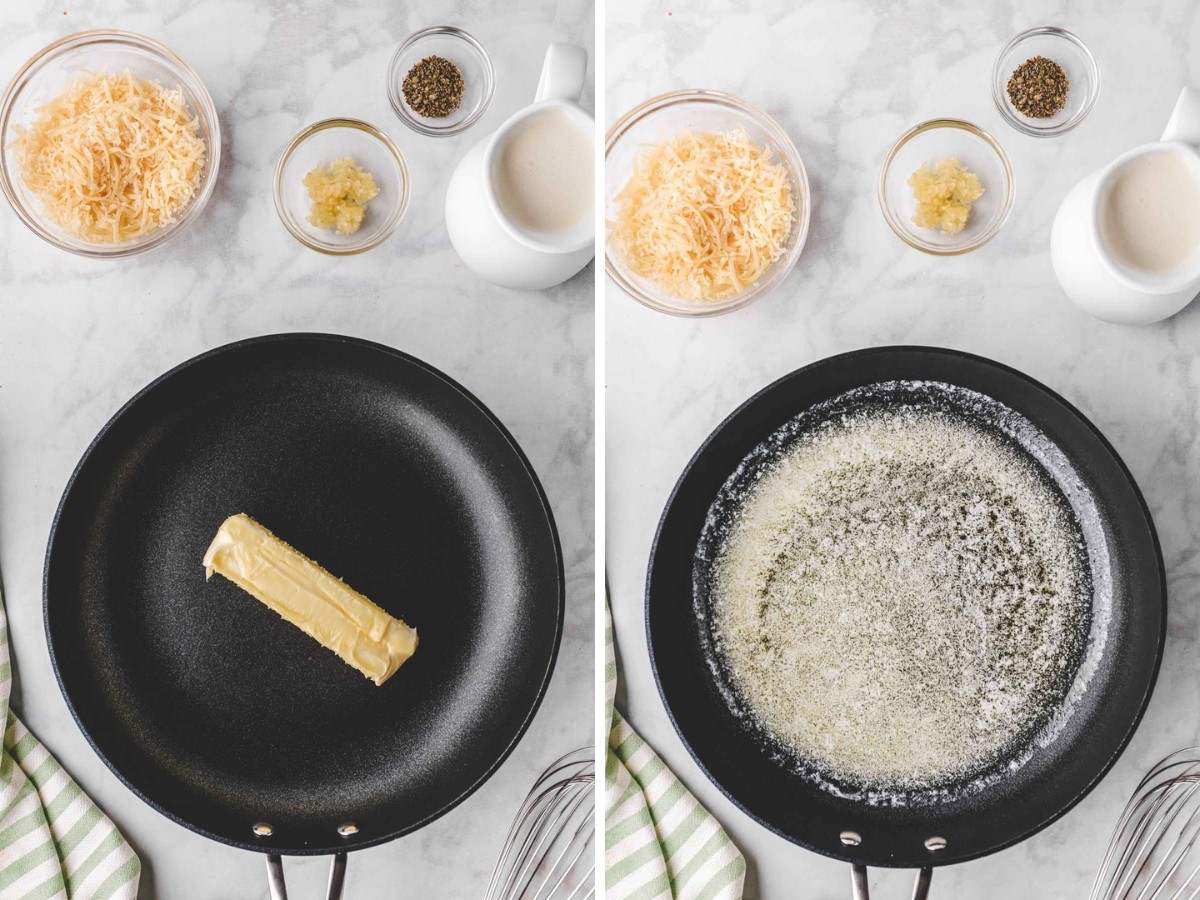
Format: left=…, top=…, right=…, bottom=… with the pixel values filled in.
left=535, top=43, right=587, bottom=104
left=1162, top=87, right=1200, bottom=144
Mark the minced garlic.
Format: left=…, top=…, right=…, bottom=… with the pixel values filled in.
left=908, top=157, right=983, bottom=236
left=303, top=157, right=379, bottom=235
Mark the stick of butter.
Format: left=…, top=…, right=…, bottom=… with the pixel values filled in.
left=203, top=513, right=417, bottom=685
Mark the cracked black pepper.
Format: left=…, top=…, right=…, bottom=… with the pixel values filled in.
left=402, top=55, right=466, bottom=119
left=1007, top=55, right=1069, bottom=119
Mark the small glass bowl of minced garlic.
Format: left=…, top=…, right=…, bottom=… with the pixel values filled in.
left=879, top=119, right=1014, bottom=255
left=273, top=118, right=410, bottom=254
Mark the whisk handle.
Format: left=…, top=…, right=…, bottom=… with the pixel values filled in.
left=266, top=852, right=348, bottom=900
left=850, top=864, right=933, bottom=900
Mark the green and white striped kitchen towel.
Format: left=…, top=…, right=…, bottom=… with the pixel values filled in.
left=605, top=599, right=746, bottom=900
left=0, top=586, right=140, bottom=899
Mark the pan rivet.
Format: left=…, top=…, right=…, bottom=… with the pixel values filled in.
left=252, top=822, right=274, bottom=837
left=338, top=822, right=359, bottom=837
left=925, top=836, right=947, bottom=852
left=840, top=831, right=862, bottom=846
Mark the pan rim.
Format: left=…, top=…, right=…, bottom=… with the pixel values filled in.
left=644, top=344, right=1166, bottom=869
left=43, top=331, right=566, bottom=856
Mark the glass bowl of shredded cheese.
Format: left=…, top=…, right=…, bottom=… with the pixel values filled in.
left=605, top=90, right=810, bottom=317
left=0, top=30, right=220, bottom=258
left=879, top=119, right=1014, bottom=255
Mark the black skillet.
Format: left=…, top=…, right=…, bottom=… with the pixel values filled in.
left=647, top=346, right=1165, bottom=898
left=45, top=333, right=564, bottom=896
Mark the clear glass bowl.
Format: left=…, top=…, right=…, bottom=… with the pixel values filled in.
left=992, top=26, right=1100, bottom=137
left=273, top=118, right=410, bottom=255
left=879, top=119, right=1014, bottom=255
left=387, top=26, right=495, bottom=137
left=0, top=30, right=221, bottom=258
left=605, top=90, right=810, bottom=317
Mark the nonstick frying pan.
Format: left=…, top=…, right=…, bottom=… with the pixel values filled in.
left=44, top=334, right=564, bottom=895
left=647, top=346, right=1165, bottom=898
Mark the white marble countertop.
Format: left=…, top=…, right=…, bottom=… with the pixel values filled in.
left=606, top=0, right=1200, bottom=897
left=0, top=0, right=593, bottom=897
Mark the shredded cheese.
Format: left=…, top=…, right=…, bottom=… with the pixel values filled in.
left=12, top=70, right=206, bottom=243
left=609, top=129, right=794, bottom=303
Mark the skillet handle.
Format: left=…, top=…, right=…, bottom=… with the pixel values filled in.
left=326, top=853, right=348, bottom=898
left=266, top=853, right=349, bottom=900
left=851, top=864, right=933, bottom=900
left=266, top=855, right=287, bottom=900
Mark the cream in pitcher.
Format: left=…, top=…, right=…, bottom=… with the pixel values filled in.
left=445, top=43, right=595, bottom=291
left=1100, top=149, right=1200, bottom=276
left=493, top=107, right=594, bottom=235
left=1051, top=87, right=1200, bottom=324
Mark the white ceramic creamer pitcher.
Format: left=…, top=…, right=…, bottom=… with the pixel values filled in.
left=445, top=43, right=594, bottom=291
left=1051, top=87, right=1200, bottom=324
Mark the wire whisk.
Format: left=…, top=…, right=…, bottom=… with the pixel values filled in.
left=485, top=747, right=595, bottom=900
left=1091, top=748, right=1200, bottom=900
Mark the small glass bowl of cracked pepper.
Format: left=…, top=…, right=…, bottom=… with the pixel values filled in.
left=388, top=26, right=495, bottom=137
left=992, top=26, right=1100, bottom=137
